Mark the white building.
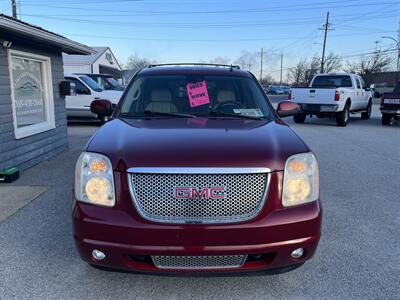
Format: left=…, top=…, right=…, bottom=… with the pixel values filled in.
left=63, top=47, right=122, bottom=77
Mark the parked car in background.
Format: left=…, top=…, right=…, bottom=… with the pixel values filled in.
left=83, top=73, right=125, bottom=91
left=65, top=74, right=123, bottom=122
left=289, top=73, right=372, bottom=126
left=73, top=64, right=322, bottom=275
left=380, top=81, right=400, bottom=125
left=279, top=86, right=290, bottom=94
left=268, top=85, right=284, bottom=95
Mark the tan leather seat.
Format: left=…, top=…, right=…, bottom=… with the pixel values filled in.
left=217, top=90, right=236, bottom=103
left=145, top=89, right=177, bottom=113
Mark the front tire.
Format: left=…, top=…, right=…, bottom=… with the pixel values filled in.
left=336, top=104, right=350, bottom=127
left=382, top=113, right=392, bottom=125
left=293, top=113, right=307, bottom=123
left=361, top=101, right=372, bottom=120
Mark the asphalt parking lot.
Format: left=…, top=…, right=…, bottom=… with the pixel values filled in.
left=0, top=105, right=399, bottom=299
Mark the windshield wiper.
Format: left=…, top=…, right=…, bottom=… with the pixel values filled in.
left=121, top=111, right=197, bottom=119
left=207, top=110, right=264, bottom=120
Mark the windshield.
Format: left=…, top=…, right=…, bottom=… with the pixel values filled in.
left=90, top=75, right=121, bottom=90
left=79, top=76, right=103, bottom=92
left=311, top=75, right=352, bottom=88
left=117, top=75, right=274, bottom=120
left=105, top=77, right=120, bottom=87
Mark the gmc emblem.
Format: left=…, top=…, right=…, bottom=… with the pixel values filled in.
left=175, top=187, right=226, bottom=200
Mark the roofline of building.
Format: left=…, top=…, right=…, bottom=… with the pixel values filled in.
left=0, top=15, right=93, bottom=55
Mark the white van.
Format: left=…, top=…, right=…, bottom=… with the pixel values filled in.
left=64, top=74, right=123, bottom=122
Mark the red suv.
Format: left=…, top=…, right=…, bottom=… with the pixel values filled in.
left=73, top=64, right=322, bottom=274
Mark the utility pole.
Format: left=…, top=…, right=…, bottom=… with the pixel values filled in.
left=11, top=0, right=17, bottom=18
left=248, top=63, right=252, bottom=71
left=260, top=48, right=264, bottom=81
left=320, top=11, right=332, bottom=73
left=280, top=53, right=283, bottom=85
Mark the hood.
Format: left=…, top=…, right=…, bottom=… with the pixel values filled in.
left=86, top=118, right=310, bottom=172
left=98, top=90, right=123, bottom=103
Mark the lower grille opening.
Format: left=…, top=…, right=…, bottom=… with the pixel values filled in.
left=152, top=255, right=247, bottom=270
left=127, top=253, right=276, bottom=270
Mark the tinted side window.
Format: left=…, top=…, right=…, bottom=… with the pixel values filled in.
left=67, top=78, right=90, bottom=95
left=394, top=81, right=400, bottom=93
left=359, top=78, right=366, bottom=89
left=356, top=78, right=361, bottom=89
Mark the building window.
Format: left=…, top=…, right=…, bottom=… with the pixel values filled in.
left=9, top=50, right=55, bottom=139
left=106, top=53, right=113, bottom=64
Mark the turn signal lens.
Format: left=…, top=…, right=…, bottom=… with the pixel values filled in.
left=288, top=160, right=306, bottom=173
left=282, top=153, right=319, bottom=207
left=89, top=159, right=108, bottom=173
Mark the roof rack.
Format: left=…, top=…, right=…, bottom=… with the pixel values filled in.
left=148, top=63, right=240, bottom=71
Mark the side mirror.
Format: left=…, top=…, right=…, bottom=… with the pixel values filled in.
left=276, top=101, right=299, bottom=118
left=90, top=99, right=113, bottom=117
left=59, top=81, right=71, bottom=96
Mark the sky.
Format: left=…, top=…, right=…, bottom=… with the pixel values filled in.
left=1, top=0, right=399, bottom=80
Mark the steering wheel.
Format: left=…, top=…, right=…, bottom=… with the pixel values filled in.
left=214, top=101, right=244, bottom=111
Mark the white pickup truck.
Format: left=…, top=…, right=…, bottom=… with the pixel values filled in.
left=64, top=74, right=123, bottom=122
left=289, top=73, right=372, bottom=126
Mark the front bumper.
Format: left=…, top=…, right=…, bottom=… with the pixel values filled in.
left=298, top=103, right=339, bottom=113
left=380, top=108, right=400, bottom=115
left=73, top=171, right=322, bottom=274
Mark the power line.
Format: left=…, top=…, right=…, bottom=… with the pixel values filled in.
left=18, top=0, right=400, bottom=15
left=18, top=12, right=400, bottom=30
left=58, top=30, right=397, bottom=43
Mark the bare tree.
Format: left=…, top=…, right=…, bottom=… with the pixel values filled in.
left=345, top=50, right=391, bottom=85
left=324, top=52, right=342, bottom=73
left=304, top=55, right=321, bottom=83
left=290, top=59, right=308, bottom=86
left=259, top=74, right=274, bottom=85
left=344, top=61, right=359, bottom=74
left=124, top=54, right=154, bottom=72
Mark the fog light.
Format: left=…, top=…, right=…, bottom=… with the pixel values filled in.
left=92, top=249, right=106, bottom=261
left=291, top=248, right=304, bottom=258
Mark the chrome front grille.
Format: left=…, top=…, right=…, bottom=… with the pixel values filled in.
left=128, top=167, right=270, bottom=224
left=152, top=255, right=247, bottom=270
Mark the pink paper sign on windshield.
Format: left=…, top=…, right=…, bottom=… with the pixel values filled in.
left=186, top=81, right=210, bottom=108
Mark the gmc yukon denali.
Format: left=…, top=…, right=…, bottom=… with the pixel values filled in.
left=73, top=64, right=322, bottom=275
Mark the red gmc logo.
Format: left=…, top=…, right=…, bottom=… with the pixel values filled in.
left=175, top=187, right=226, bottom=200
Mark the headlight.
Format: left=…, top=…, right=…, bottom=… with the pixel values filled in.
left=74, top=152, right=115, bottom=207
left=282, top=152, right=319, bottom=207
